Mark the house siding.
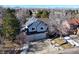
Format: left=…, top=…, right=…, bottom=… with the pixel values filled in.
left=26, top=32, right=48, bottom=41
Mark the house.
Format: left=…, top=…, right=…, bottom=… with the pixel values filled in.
left=68, top=18, right=79, bottom=34
left=62, top=18, right=79, bottom=35
left=21, top=17, right=48, bottom=41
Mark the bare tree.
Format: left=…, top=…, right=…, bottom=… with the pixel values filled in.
left=48, top=9, right=71, bottom=38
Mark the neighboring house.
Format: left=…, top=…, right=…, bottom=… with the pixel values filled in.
left=62, top=18, right=79, bottom=35
left=21, top=17, right=48, bottom=40
left=68, top=18, right=79, bottom=25
left=68, top=19, right=79, bottom=34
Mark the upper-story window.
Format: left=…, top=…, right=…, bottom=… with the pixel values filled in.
left=32, top=28, right=35, bottom=30
left=41, top=27, right=43, bottom=30
left=0, top=12, right=1, bottom=14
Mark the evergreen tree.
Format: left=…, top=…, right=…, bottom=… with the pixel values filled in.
left=2, top=8, right=20, bottom=40
left=36, top=10, right=49, bottom=18
left=41, top=10, right=49, bottom=18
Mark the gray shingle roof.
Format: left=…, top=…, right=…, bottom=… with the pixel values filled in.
left=25, top=17, right=37, bottom=27
left=21, top=17, right=38, bottom=31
